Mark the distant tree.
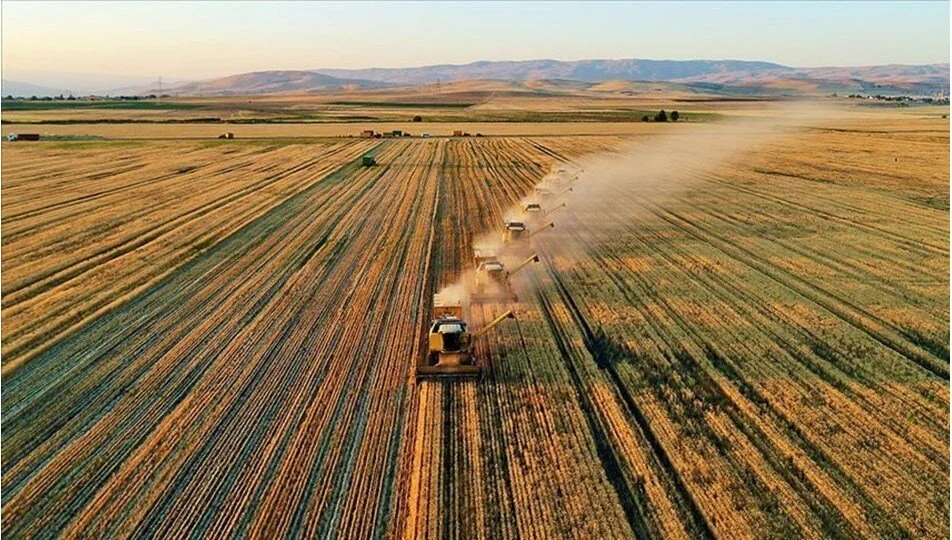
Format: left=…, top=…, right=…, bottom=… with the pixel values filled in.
left=670, top=110, right=680, bottom=122
left=55, top=94, right=65, bottom=101
left=29, top=95, right=38, bottom=101
left=412, top=115, right=423, bottom=122
left=67, top=95, right=76, bottom=101
left=641, top=115, right=650, bottom=122
left=654, top=109, right=668, bottom=122
left=4, top=95, right=12, bottom=100
left=41, top=96, right=53, bottom=101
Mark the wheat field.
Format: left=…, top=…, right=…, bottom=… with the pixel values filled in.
left=2, top=109, right=948, bottom=538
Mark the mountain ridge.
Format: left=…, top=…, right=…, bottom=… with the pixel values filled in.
left=312, top=58, right=791, bottom=85
left=311, top=58, right=949, bottom=88
left=163, top=70, right=389, bottom=96
left=5, top=58, right=948, bottom=97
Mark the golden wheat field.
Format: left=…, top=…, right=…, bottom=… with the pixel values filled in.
left=1, top=107, right=948, bottom=538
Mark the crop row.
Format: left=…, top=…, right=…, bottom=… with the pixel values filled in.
left=1, top=140, right=377, bottom=373
left=2, top=127, right=946, bottom=537
left=402, top=126, right=948, bottom=538
left=2, top=137, right=622, bottom=537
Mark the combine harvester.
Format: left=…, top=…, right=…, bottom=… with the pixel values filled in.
left=549, top=167, right=583, bottom=187
left=472, top=253, right=539, bottom=303
left=472, top=247, right=499, bottom=268
left=501, top=220, right=554, bottom=256
left=534, top=185, right=574, bottom=202
left=417, top=293, right=515, bottom=378
left=523, top=202, right=565, bottom=227
left=417, top=194, right=557, bottom=380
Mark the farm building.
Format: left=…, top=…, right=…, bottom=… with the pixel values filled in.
left=8, top=133, right=40, bottom=141
left=361, top=130, right=376, bottom=138
left=392, top=130, right=403, bottom=137
left=218, top=132, right=234, bottom=139
left=453, top=130, right=463, bottom=136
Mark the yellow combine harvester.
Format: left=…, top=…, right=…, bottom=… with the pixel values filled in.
left=417, top=293, right=515, bottom=378
left=472, top=247, right=498, bottom=268
left=524, top=202, right=565, bottom=226
left=472, top=253, right=539, bottom=303
left=502, top=220, right=553, bottom=255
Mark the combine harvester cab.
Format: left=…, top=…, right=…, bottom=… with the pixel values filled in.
left=417, top=294, right=515, bottom=379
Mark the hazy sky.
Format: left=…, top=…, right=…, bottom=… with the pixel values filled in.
left=3, top=1, right=949, bottom=82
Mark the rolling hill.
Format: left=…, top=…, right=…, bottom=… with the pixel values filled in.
left=2, top=80, right=71, bottom=98
left=314, top=59, right=788, bottom=85
left=165, top=70, right=389, bottom=96
left=314, top=59, right=949, bottom=96
left=9, top=60, right=948, bottom=98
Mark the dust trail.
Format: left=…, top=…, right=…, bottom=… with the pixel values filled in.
left=439, top=101, right=837, bottom=315
left=435, top=276, right=473, bottom=306
left=512, top=101, right=840, bottom=292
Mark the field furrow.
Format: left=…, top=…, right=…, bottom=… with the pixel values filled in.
left=2, top=114, right=947, bottom=538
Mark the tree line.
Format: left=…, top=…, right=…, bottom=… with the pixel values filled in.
left=641, top=110, right=680, bottom=122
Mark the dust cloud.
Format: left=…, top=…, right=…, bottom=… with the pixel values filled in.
left=510, top=101, right=839, bottom=291
left=435, top=101, right=839, bottom=318
left=435, top=274, right=473, bottom=306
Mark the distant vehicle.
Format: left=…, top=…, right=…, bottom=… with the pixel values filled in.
left=422, top=133, right=430, bottom=138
